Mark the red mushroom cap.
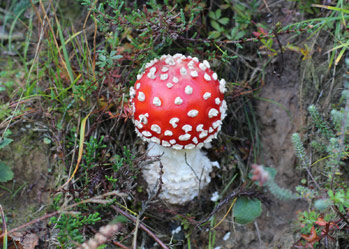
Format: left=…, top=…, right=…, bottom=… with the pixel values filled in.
left=129, top=54, right=227, bottom=150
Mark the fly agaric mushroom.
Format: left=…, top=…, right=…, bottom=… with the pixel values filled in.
left=129, top=54, right=227, bottom=204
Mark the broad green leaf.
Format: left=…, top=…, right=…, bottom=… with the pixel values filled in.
left=111, top=55, right=123, bottom=60
left=210, top=20, right=222, bottom=32
left=235, top=31, right=245, bottom=40
left=208, top=31, right=221, bottom=39
left=43, top=137, right=52, bottom=144
left=99, top=54, right=106, bottom=61
left=328, top=189, right=334, bottom=198
left=266, top=38, right=273, bottom=48
left=229, top=26, right=238, bottom=37
left=208, top=11, right=216, bottom=20
left=218, top=17, right=229, bottom=25
left=0, top=161, right=14, bottom=182
left=215, top=9, right=222, bottom=19
left=0, top=137, right=13, bottom=149
left=233, top=197, right=262, bottom=224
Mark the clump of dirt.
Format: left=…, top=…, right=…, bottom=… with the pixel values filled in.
left=0, top=128, right=54, bottom=229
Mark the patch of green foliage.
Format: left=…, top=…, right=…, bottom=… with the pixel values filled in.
left=0, top=130, right=14, bottom=183
left=233, top=196, right=262, bottom=224
left=50, top=212, right=101, bottom=248
left=81, top=136, right=107, bottom=171
left=208, top=0, right=258, bottom=42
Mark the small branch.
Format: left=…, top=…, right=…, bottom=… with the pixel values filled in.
left=184, top=152, right=200, bottom=182
left=111, top=206, right=169, bottom=249
left=113, top=240, right=130, bottom=249
left=0, top=205, right=8, bottom=246
left=333, top=205, right=349, bottom=226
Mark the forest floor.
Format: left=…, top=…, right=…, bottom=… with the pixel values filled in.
left=0, top=0, right=348, bottom=248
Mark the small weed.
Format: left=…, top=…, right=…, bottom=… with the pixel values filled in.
left=81, top=136, right=107, bottom=171
left=0, top=130, right=14, bottom=183
left=50, top=212, right=101, bottom=247
left=208, top=1, right=258, bottom=43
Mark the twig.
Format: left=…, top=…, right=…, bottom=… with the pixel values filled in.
left=111, top=206, right=169, bottom=249
left=184, top=152, right=200, bottom=182
left=0, top=205, right=8, bottom=247
left=262, top=0, right=272, bottom=13
left=333, top=205, right=349, bottom=226
left=113, top=240, right=130, bottom=249
left=132, top=216, right=140, bottom=249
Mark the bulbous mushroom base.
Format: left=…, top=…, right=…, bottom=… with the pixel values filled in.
left=143, top=143, right=217, bottom=204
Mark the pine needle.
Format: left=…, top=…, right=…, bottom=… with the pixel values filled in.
left=213, top=197, right=237, bottom=229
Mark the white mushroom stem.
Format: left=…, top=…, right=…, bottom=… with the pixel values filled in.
left=143, top=143, right=219, bottom=204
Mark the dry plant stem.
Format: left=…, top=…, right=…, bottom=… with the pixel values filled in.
left=29, top=0, right=43, bottom=28
left=254, top=221, right=262, bottom=245
left=199, top=190, right=240, bottom=226
left=38, top=0, right=65, bottom=69
left=333, top=205, right=349, bottom=226
left=111, top=206, right=170, bottom=249
left=82, top=0, right=98, bottom=80
left=324, top=63, right=337, bottom=110
left=132, top=216, right=140, bottom=249
left=304, top=165, right=321, bottom=190
left=113, top=241, right=130, bottom=249
left=0, top=205, right=8, bottom=244
left=262, top=0, right=272, bottom=13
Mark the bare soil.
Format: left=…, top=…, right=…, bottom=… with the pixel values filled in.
left=0, top=129, right=53, bottom=228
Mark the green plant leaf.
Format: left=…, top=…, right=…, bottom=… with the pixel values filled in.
left=210, top=20, right=222, bottom=32
left=208, top=11, right=216, bottom=20
left=215, top=9, right=221, bottom=19
left=208, top=31, right=221, bottom=39
left=266, top=38, right=273, bottom=48
left=218, top=17, right=229, bottom=25
left=111, top=54, right=123, bottom=60
left=235, top=31, right=245, bottom=40
left=0, top=161, right=14, bottom=182
left=113, top=215, right=129, bottom=224
left=233, top=197, right=262, bottom=224
left=0, top=137, right=13, bottom=149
